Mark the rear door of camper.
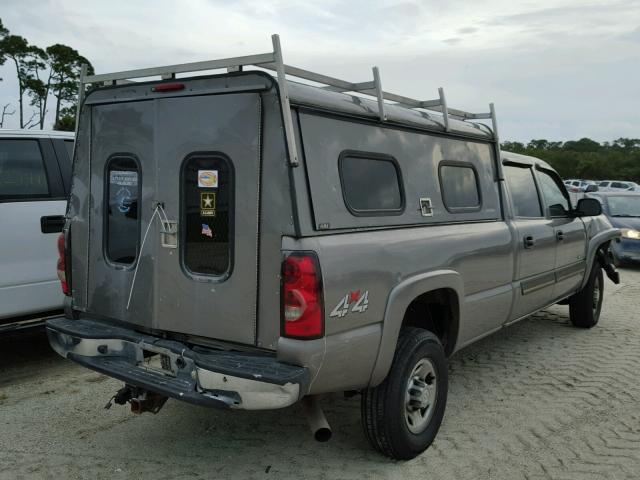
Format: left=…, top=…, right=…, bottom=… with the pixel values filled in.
left=87, top=90, right=262, bottom=345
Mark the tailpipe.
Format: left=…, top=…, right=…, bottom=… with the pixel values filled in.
left=301, top=396, right=332, bottom=442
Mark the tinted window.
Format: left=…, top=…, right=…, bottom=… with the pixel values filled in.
left=439, top=163, right=481, bottom=211
left=106, top=157, right=140, bottom=264
left=0, top=139, right=49, bottom=200
left=64, top=140, right=74, bottom=161
left=340, top=152, right=403, bottom=215
left=504, top=165, right=542, bottom=217
left=182, top=154, right=232, bottom=276
left=608, top=196, right=640, bottom=217
left=538, top=170, right=570, bottom=215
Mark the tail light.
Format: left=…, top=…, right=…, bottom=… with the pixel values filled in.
left=57, top=233, right=70, bottom=296
left=281, top=252, right=324, bottom=339
left=151, top=82, right=185, bottom=92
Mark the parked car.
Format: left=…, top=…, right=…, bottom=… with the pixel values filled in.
left=564, top=179, right=598, bottom=193
left=46, top=38, right=620, bottom=460
left=0, top=129, right=73, bottom=332
left=598, top=180, right=639, bottom=192
left=586, top=191, right=640, bottom=265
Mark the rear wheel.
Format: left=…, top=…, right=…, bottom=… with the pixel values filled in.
left=361, top=327, right=448, bottom=460
left=569, top=264, right=604, bottom=328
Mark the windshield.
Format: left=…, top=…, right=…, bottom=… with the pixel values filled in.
left=608, top=196, right=640, bottom=217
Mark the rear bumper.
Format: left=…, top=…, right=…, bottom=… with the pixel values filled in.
left=46, top=317, right=309, bottom=410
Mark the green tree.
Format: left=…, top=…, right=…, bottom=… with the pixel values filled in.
left=0, top=18, right=93, bottom=129
left=24, top=45, right=50, bottom=129
left=527, top=139, right=550, bottom=150
left=0, top=19, right=8, bottom=76
left=53, top=105, right=76, bottom=131
left=47, top=44, right=93, bottom=127
left=501, top=137, right=640, bottom=183
left=501, top=141, right=526, bottom=153
left=0, top=34, right=32, bottom=127
left=612, top=138, right=640, bottom=151
left=562, top=137, right=601, bottom=152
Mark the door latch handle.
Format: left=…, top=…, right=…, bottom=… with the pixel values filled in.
left=160, top=220, right=178, bottom=249
left=40, top=215, right=65, bottom=234
left=524, top=235, right=535, bottom=249
left=556, top=231, right=565, bottom=241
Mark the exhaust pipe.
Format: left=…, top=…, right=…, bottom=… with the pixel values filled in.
left=301, top=396, right=332, bottom=442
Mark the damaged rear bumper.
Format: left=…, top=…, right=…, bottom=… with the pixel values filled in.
left=46, top=317, right=309, bottom=410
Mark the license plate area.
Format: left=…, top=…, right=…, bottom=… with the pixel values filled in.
left=140, top=347, right=177, bottom=377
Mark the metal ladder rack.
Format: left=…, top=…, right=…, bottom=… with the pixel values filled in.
left=76, top=34, right=500, bottom=169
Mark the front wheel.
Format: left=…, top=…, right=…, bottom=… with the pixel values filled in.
left=569, top=264, right=604, bottom=328
left=361, top=328, right=448, bottom=460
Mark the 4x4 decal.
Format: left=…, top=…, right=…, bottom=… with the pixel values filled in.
left=330, top=290, right=369, bottom=318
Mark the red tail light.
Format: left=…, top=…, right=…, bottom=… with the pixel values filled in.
left=57, top=233, right=69, bottom=296
left=152, top=82, right=185, bottom=92
left=281, top=252, right=323, bottom=339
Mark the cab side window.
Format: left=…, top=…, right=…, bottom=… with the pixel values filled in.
left=537, top=169, right=570, bottom=216
left=0, top=139, right=50, bottom=200
left=504, top=165, right=542, bottom=218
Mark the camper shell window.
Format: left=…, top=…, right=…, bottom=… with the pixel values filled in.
left=438, top=161, right=482, bottom=212
left=105, top=156, right=140, bottom=265
left=338, top=151, right=404, bottom=216
left=181, top=153, right=233, bottom=278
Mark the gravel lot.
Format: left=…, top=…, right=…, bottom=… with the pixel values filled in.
left=1, top=267, right=639, bottom=480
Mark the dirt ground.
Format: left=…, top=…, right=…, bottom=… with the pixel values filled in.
left=1, top=268, right=639, bottom=480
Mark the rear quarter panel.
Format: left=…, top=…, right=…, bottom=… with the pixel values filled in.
left=281, top=221, right=513, bottom=393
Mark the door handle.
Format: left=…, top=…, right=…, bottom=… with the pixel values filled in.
left=556, top=231, right=565, bottom=242
left=40, top=215, right=65, bottom=234
left=524, top=235, right=535, bottom=249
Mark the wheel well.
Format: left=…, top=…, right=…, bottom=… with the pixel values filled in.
left=401, top=289, right=459, bottom=356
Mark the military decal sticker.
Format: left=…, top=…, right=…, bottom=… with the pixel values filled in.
left=200, top=192, right=216, bottom=217
left=198, top=170, right=218, bottom=188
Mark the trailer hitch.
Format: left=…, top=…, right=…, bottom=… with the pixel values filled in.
left=104, top=384, right=168, bottom=414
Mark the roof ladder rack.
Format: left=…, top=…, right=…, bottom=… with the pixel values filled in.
left=75, top=33, right=500, bottom=169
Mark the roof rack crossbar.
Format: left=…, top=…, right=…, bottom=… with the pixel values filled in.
left=84, top=52, right=277, bottom=84
left=77, top=33, right=499, bottom=167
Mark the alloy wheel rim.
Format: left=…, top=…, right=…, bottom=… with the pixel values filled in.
left=404, top=358, right=437, bottom=434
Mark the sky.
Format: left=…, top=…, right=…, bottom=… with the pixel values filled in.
left=0, top=0, right=638, bottom=142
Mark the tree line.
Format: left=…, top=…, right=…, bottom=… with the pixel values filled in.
left=0, top=18, right=93, bottom=131
left=502, top=138, right=640, bottom=182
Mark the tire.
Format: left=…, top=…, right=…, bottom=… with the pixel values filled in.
left=569, top=263, right=604, bottom=328
left=361, top=327, right=448, bottom=460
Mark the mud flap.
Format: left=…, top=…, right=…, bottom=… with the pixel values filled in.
left=596, top=244, right=620, bottom=285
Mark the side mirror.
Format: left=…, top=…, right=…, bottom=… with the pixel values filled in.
left=585, top=184, right=599, bottom=193
left=574, top=198, right=602, bottom=217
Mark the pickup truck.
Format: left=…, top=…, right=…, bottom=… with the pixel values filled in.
left=46, top=36, right=620, bottom=460
left=0, top=129, right=73, bottom=333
